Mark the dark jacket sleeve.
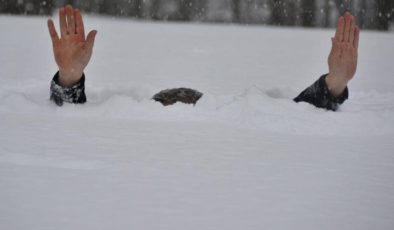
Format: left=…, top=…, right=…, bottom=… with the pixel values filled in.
left=294, top=74, right=348, bottom=111
left=50, top=71, right=87, bottom=106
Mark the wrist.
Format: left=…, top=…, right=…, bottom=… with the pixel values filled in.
left=58, top=69, right=84, bottom=87
left=325, top=74, right=348, bottom=97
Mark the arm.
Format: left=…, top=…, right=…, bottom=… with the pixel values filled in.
left=47, top=5, right=97, bottom=106
left=294, top=12, right=360, bottom=111
left=294, top=74, right=348, bottom=111
left=50, top=71, right=86, bottom=106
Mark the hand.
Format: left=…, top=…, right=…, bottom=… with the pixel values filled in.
left=326, top=12, right=360, bottom=97
left=47, top=5, right=97, bottom=87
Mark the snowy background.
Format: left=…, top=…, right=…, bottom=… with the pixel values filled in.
left=1, top=15, right=394, bottom=229
left=1, top=0, right=394, bottom=30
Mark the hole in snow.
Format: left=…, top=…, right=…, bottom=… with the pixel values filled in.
left=265, top=87, right=297, bottom=99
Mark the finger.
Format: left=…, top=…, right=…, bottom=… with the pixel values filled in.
left=47, top=19, right=59, bottom=43
left=340, top=42, right=347, bottom=57
left=344, top=13, right=352, bottom=42
left=335, top=16, right=345, bottom=42
left=353, top=26, right=360, bottom=50
left=85, top=30, right=97, bottom=53
left=75, top=9, right=85, bottom=38
left=59, top=8, right=67, bottom=37
left=349, top=16, right=356, bottom=44
left=331, top=37, right=341, bottom=58
left=65, top=5, right=75, bottom=34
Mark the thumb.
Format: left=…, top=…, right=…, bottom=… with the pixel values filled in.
left=85, top=30, right=97, bottom=52
left=329, top=37, right=335, bottom=56
left=47, top=19, right=59, bottom=45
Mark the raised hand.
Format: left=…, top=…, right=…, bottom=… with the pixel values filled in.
left=47, top=5, right=97, bottom=87
left=326, top=12, right=360, bottom=97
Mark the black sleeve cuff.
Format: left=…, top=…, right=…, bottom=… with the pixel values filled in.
left=293, top=74, right=348, bottom=111
left=50, top=71, right=87, bottom=106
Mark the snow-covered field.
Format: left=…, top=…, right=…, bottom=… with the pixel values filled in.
left=1, top=15, right=394, bottom=230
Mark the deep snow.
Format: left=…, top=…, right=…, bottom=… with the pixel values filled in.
left=1, top=16, right=394, bottom=230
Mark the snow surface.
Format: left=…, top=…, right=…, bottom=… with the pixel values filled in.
left=1, top=15, right=394, bottom=230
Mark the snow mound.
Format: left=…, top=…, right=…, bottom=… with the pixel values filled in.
left=1, top=83, right=394, bottom=136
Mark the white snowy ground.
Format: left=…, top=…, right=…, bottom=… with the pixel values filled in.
left=1, top=15, right=394, bottom=230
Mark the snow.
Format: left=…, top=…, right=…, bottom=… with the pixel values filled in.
left=1, top=15, right=394, bottom=230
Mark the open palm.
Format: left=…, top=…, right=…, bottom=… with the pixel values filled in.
left=326, top=12, right=360, bottom=96
left=48, top=5, right=97, bottom=87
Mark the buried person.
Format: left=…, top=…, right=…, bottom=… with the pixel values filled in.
left=48, top=5, right=359, bottom=111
